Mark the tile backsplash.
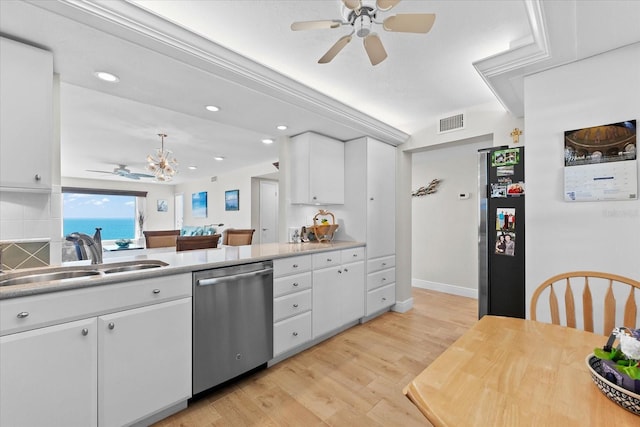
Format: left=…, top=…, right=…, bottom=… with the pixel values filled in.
left=1, top=240, right=50, bottom=270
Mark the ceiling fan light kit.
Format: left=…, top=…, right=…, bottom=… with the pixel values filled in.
left=291, top=0, right=435, bottom=66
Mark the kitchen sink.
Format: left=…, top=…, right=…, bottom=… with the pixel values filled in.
left=0, top=270, right=102, bottom=287
left=99, top=260, right=168, bottom=274
left=0, top=260, right=169, bottom=287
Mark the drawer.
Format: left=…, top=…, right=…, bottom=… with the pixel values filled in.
left=273, top=311, right=312, bottom=356
left=367, top=268, right=396, bottom=291
left=341, top=247, right=365, bottom=264
left=367, top=255, right=396, bottom=273
left=274, top=289, right=312, bottom=322
left=0, top=273, right=192, bottom=336
left=274, top=255, right=312, bottom=277
left=312, top=250, right=341, bottom=269
left=274, top=272, right=312, bottom=297
left=366, top=283, right=395, bottom=316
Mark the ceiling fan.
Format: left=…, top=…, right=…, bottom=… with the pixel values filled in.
left=291, top=0, right=435, bottom=66
left=86, top=164, right=154, bottom=180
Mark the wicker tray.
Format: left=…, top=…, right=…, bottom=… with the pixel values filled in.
left=307, top=210, right=339, bottom=243
left=586, top=354, right=640, bottom=415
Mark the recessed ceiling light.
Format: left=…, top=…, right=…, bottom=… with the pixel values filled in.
left=262, top=138, right=274, bottom=144
left=214, top=156, right=225, bottom=161
left=276, top=125, right=288, bottom=130
left=188, top=166, right=197, bottom=170
left=94, top=71, right=119, bottom=82
left=205, top=105, right=220, bottom=112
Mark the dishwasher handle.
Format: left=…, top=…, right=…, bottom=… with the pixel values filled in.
left=196, top=267, right=273, bottom=287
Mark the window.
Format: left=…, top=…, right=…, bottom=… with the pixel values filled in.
left=62, top=187, right=147, bottom=241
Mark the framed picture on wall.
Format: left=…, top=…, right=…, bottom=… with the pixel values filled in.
left=225, top=189, right=239, bottom=211
left=192, top=191, right=207, bottom=218
left=157, top=199, right=168, bottom=212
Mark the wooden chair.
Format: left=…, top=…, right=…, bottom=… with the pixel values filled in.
left=143, top=230, right=179, bottom=248
left=176, top=234, right=221, bottom=252
left=223, top=229, right=255, bottom=246
left=530, top=271, right=640, bottom=335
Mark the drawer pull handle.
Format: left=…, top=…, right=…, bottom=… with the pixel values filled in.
left=153, top=289, right=161, bottom=294
left=293, top=303, right=299, bottom=308
left=293, top=264, right=299, bottom=268
left=327, top=258, right=332, bottom=262
left=338, top=270, right=342, bottom=274
left=382, top=297, right=387, bottom=301
left=382, top=263, right=387, bottom=266
left=81, top=328, right=89, bottom=336
left=292, top=331, right=299, bottom=337
left=382, top=277, right=387, bottom=281
left=353, top=254, right=358, bottom=257
left=344, top=268, right=349, bottom=273
left=108, top=322, right=115, bottom=330
left=16, top=312, right=29, bottom=319
left=292, top=282, right=299, bottom=287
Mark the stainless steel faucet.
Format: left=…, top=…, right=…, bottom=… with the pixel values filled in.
left=65, top=227, right=103, bottom=264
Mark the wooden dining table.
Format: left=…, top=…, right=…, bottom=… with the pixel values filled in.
left=403, top=315, right=639, bottom=426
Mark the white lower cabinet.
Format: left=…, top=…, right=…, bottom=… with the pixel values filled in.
left=0, top=317, right=98, bottom=427
left=312, top=248, right=365, bottom=338
left=0, top=274, right=192, bottom=427
left=366, top=255, right=396, bottom=316
left=98, top=298, right=191, bottom=427
left=273, top=256, right=313, bottom=356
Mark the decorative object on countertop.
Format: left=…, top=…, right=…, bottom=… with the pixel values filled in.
left=147, top=133, right=178, bottom=182
left=308, top=210, right=339, bottom=242
left=115, top=239, right=132, bottom=249
left=412, top=178, right=440, bottom=197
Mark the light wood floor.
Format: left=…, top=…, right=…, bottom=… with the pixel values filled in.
left=154, top=289, right=477, bottom=427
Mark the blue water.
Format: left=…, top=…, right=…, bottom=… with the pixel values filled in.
left=63, top=218, right=135, bottom=240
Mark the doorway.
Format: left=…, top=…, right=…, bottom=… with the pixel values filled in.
left=259, top=180, right=278, bottom=244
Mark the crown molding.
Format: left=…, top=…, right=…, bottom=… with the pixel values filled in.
left=473, top=0, right=550, bottom=117
left=30, top=0, right=409, bottom=144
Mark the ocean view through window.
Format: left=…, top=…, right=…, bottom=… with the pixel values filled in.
left=63, top=192, right=137, bottom=240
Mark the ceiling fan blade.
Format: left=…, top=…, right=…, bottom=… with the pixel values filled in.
left=318, top=35, right=352, bottom=64
left=123, top=174, right=141, bottom=180
left=376, top=0, right=401, bottom=12
left=363, top=33, right=387, bottom=66
left=291, top=20, right=342, bottom=31
left=129, top=172, right=155, bottom=179
left=383, top=13, right=436, bottom=33
left=86, top=169, right=113, bottom=174
left=342, top=0, right=361, bottom=10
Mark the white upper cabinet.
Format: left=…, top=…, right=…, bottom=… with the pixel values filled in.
left=0, top=37, right=53, bottom=191
left=290, top=132, right=344, bottom=205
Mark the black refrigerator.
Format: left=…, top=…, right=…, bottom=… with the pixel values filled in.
left=478, top=146, right=525, bottom=319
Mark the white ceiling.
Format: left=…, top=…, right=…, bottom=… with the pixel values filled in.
left=1, top=0, right=638, bottom=185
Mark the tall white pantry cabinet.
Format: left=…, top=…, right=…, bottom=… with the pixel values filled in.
left=342, top=137, right=396, bottom=316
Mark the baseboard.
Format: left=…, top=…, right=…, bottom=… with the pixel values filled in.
left=392, top=297, right=413, bottom=313
left=412, top=279, right=478, bottom=299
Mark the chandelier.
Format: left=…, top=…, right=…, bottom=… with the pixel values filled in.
left=147, top=133, right=178, bottom=182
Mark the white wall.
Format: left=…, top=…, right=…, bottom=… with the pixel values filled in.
left=174, top=161, right=277, bottom=231
left=411, top=136, right=492, bottom=298
left=524, top=43, right=640, bottom=321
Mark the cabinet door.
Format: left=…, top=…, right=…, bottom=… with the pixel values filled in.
left=312, top=267, right=342, bottom=338
left=367, top=140, right=396, bottom=258
left=0, top=37, right=52, bottom=190
left=98, top=298, right=191, bottom=427
left=0, top=318, right=98, bottom=427
left=290, top=132, right=344, bottom=204
left=341, top=260, right=365, bottom=323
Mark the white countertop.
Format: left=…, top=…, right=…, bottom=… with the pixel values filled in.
left=0, top=241, right=364, bottom=299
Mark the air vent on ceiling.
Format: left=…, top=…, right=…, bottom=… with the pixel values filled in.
left=210, top=176, right=217, bottom=182
left=438, top=113, right=465, bottom=134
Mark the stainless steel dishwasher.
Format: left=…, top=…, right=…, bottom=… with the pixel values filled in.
left=192, top=261, right=273, bottom=395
